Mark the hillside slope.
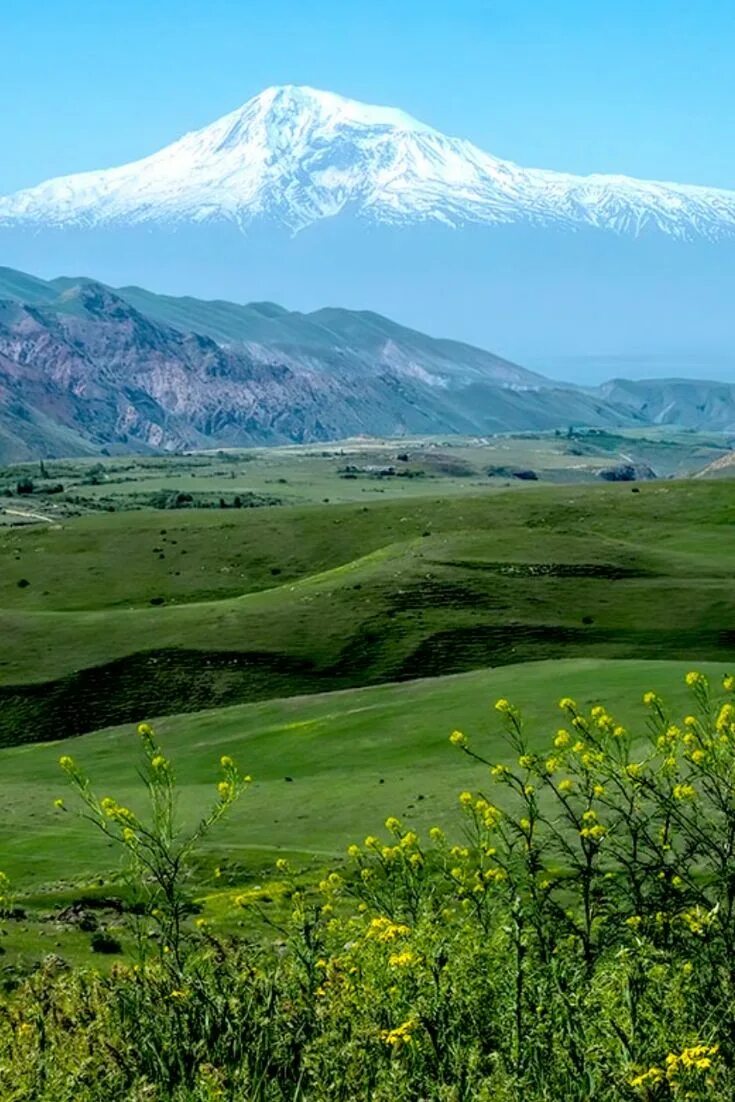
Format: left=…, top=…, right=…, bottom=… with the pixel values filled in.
left=597, top=378, right=735, bottom=432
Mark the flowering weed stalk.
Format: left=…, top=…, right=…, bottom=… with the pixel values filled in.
left=58, top=724, right=249, bottom=965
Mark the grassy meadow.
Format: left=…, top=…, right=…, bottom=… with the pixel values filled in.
left=1, top=657, right=732, bottom=965
left=1, top=473, right=735, bottom=745
left=2, top=438, right=735, bottom=1099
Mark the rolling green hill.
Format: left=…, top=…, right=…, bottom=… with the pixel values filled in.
left=2, top=479, right=735, bottom=745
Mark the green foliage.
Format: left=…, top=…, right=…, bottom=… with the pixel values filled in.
left=3, top=673, right=735, bottom=1099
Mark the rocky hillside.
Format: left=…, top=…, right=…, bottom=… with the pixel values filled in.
left=0, top=267, right=643, bottom=462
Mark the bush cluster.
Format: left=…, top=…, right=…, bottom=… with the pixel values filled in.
left=2, top=674, right=735, bottom=1099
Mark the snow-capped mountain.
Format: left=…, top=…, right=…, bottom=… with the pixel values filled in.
left=2, top=84, right=735, bottom=239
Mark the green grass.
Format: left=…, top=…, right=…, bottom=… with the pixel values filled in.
left=0, top=657, right=730, bottom=965
left=0, top=428, right=727, bottom=521
left=2, top=479, right=735, bottom=743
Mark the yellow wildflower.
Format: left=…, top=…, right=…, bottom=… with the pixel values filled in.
left=367, top=916, right=411, bottom=942
left=630, top=1066, right=664, bottom=1088
left=388, top=949, right=421, bottom=968
left=716, top=703, right=735, bottom=733
left=382, top=1017, right=418, bottom=1047
left=449, top=730, right=467, bottom=747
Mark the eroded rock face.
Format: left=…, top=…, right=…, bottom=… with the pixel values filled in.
left=0, top=286, right=410, bottom=457
left=0, top=274, right=643, bottom=462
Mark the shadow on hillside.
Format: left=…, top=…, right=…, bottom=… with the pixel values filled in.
left=3, top=621, right=735, bottom=746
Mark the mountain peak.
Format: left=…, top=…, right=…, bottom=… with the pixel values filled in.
left=241, top=84, right=436, bottom=134
left=1, top=85, right=734, bottom=238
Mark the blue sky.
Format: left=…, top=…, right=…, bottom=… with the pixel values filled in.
left=1, top=0, right=734, bottom=194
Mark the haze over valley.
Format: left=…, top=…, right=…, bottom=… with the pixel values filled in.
left=1, top=86, right=734, bottom=373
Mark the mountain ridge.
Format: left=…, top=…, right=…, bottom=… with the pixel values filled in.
left=0, top=264, right=634, bottom=463
left=1, top=265, right=735, bottom=464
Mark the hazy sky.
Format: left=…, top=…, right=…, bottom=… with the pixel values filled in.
left=1, top=0, right=734, bottom=194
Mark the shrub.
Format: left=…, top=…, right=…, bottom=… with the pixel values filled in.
left=3, top=676, right=735, bottom=1100
left=90, top=930, right=122, bottom=954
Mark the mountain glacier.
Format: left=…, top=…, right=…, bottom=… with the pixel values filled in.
left=2, top=84, right=735, bottom=239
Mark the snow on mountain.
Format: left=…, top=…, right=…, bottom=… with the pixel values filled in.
left=2, top=84, right=735, bottom=239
